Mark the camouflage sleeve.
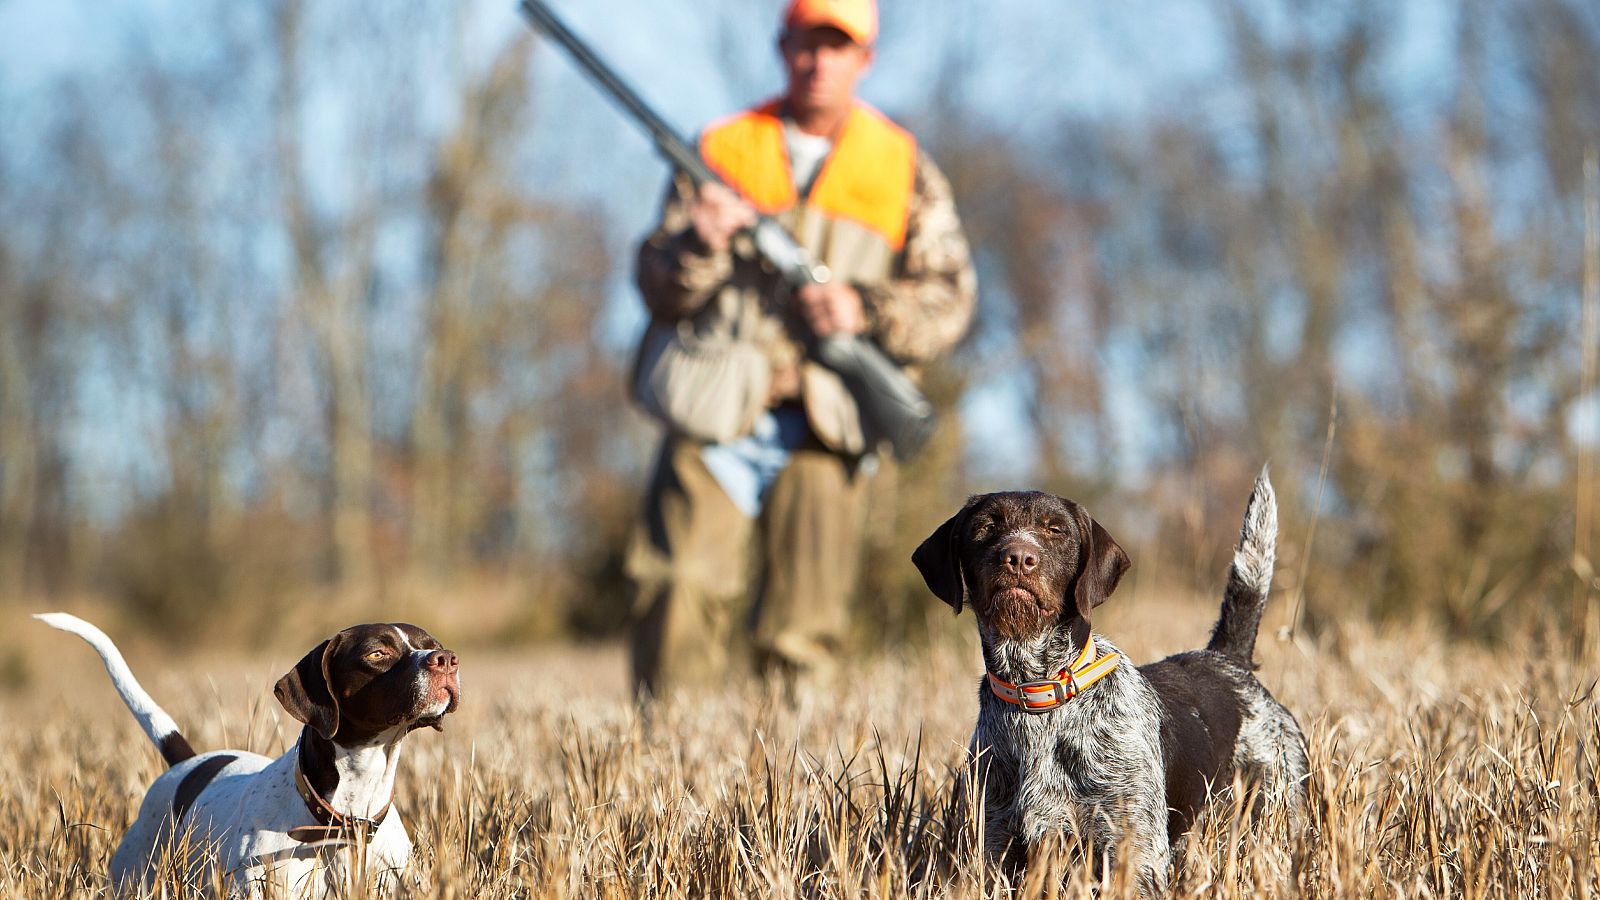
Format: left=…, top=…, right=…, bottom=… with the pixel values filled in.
left=858, top=151, right=978, bottom=365
left=634, top=172, right=734, bottom=320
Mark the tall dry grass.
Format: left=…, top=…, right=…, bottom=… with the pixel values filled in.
left=3, top=589, right=1598, bottom=898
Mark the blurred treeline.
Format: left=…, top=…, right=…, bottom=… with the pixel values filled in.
left=1, top=0, right=1597, bottom=647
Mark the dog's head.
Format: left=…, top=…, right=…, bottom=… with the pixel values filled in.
left=273, top=623, right=461, bottom=745
left=912, top=492, right=1130, bottom=641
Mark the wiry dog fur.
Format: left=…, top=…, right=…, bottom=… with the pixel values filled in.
left=914, top=470, right=1308, bottom=891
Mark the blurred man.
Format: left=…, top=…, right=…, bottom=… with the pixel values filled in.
left=628, top=0, right=977, bottom=698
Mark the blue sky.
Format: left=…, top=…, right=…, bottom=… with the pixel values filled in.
left=2, top=0, right=1483, bottom=494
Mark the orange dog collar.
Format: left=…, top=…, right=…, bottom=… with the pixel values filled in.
left=987, top=638, right=1120, bottom=714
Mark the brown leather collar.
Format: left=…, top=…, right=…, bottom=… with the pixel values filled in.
left=287, top=737, right=391, bottom=844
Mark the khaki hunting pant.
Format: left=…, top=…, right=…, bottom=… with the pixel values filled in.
left=626, top=436, right=868, bottom=698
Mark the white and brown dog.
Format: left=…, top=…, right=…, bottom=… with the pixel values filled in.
left=35, top=613, right=460, bottom=897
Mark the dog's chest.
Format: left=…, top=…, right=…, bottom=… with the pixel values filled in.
left=975, top=669, right=1167, bottom=842
left=1000, top=714, right=1150, bottom=811
left=170, top=755, right=410, bottom=897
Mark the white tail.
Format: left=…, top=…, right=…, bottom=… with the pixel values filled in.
left=1205, top=468, right=1279, bottom=664
left=34, top=613, right=196, bottom=765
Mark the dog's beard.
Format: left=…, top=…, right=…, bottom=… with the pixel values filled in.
left=980, top=584, right=1062, bottom=640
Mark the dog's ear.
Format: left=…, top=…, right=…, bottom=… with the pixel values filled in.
left=273, top=635, right=345, bottom=740
left=1070, top=506, right=1131, bottom=618
left=913, top=500, right=975, bottom=614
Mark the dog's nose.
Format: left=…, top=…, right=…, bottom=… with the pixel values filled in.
left=1002, top=542, right=1039, bottom=574
left=426, top=650, right=458, bottom=673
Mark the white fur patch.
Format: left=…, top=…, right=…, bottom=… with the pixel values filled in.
left=33, top=613, right=184, bottom=752
left=1232, top=469, right=1278, bottom=598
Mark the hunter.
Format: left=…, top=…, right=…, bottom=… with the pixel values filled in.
left=628, top=0, right=977, bottom=698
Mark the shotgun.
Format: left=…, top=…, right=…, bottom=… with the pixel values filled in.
left=518, top=0, right=936, bottom=459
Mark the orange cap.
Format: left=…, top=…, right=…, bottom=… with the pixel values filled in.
left=783, top=0, right=877, bottom=46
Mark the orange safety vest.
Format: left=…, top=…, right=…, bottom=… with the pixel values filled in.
left=699, top=100, right=917, bottom=252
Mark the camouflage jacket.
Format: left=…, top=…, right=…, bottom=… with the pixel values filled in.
left=635, top=149, right=977, bottom=453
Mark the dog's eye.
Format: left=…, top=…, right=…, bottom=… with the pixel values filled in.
left=365, top=649, right=390, bottom=662
left=1044, top=523, right=1065, bottom=536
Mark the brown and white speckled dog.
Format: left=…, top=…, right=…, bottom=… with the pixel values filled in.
left=35, top=614, right=461, bottom=897
left=913, top=470, right=1308, bottom=891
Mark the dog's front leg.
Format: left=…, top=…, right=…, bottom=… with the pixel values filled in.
left=1019, top=831, right=1084, bottom=894
left=1116, top=799, right=1172, bottom=896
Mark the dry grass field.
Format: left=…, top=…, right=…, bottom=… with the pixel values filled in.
left=2, top=589, right=1598, bottom=898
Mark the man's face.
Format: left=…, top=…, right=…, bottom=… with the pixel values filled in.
left=780, top=26, right=872, bottom=123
